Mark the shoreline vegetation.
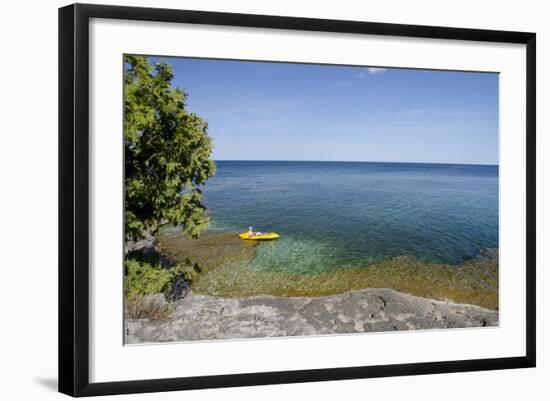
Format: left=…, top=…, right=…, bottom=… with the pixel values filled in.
left=157, top=230, right=499, bottom=311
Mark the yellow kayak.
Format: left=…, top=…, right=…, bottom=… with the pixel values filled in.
left=239, top=232, right=280, bottom=240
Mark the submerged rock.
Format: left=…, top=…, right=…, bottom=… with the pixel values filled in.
left=125, top=288, right=499, bottom=343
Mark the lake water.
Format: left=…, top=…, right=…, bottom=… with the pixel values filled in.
left=202, top=161, right=498, bottom=274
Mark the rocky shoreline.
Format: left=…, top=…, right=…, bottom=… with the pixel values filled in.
left=159, top=231, right=499, bottom=310
left=125, top=288, right=498, bottom=344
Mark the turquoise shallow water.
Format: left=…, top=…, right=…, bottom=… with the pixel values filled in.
left=203, top=161, right=498, bottom=274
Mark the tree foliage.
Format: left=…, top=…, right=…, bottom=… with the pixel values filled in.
left=124, top=55, right=216, bottom=240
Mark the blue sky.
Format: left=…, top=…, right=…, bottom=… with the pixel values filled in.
left=150, top=56, right=499, bottom=165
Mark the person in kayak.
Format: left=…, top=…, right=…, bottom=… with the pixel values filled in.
left=248, top=226, right=264, bottom=237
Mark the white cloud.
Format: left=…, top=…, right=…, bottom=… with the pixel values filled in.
left=358, top=67, right=387, bottom=78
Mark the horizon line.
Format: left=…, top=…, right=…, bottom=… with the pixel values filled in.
left=213, top=159, right=499, bottom=167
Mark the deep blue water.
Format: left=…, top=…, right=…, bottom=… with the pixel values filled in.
left=202, top=161, right=498, bottom=274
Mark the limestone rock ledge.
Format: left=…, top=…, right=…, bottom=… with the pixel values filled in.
left=125, top=288, right=498, bottom=344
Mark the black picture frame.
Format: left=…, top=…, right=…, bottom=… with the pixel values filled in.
left=59, top=3, right=536, bottom=397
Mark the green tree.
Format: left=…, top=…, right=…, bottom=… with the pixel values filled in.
left=124, top=55, right=216, bottom=240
